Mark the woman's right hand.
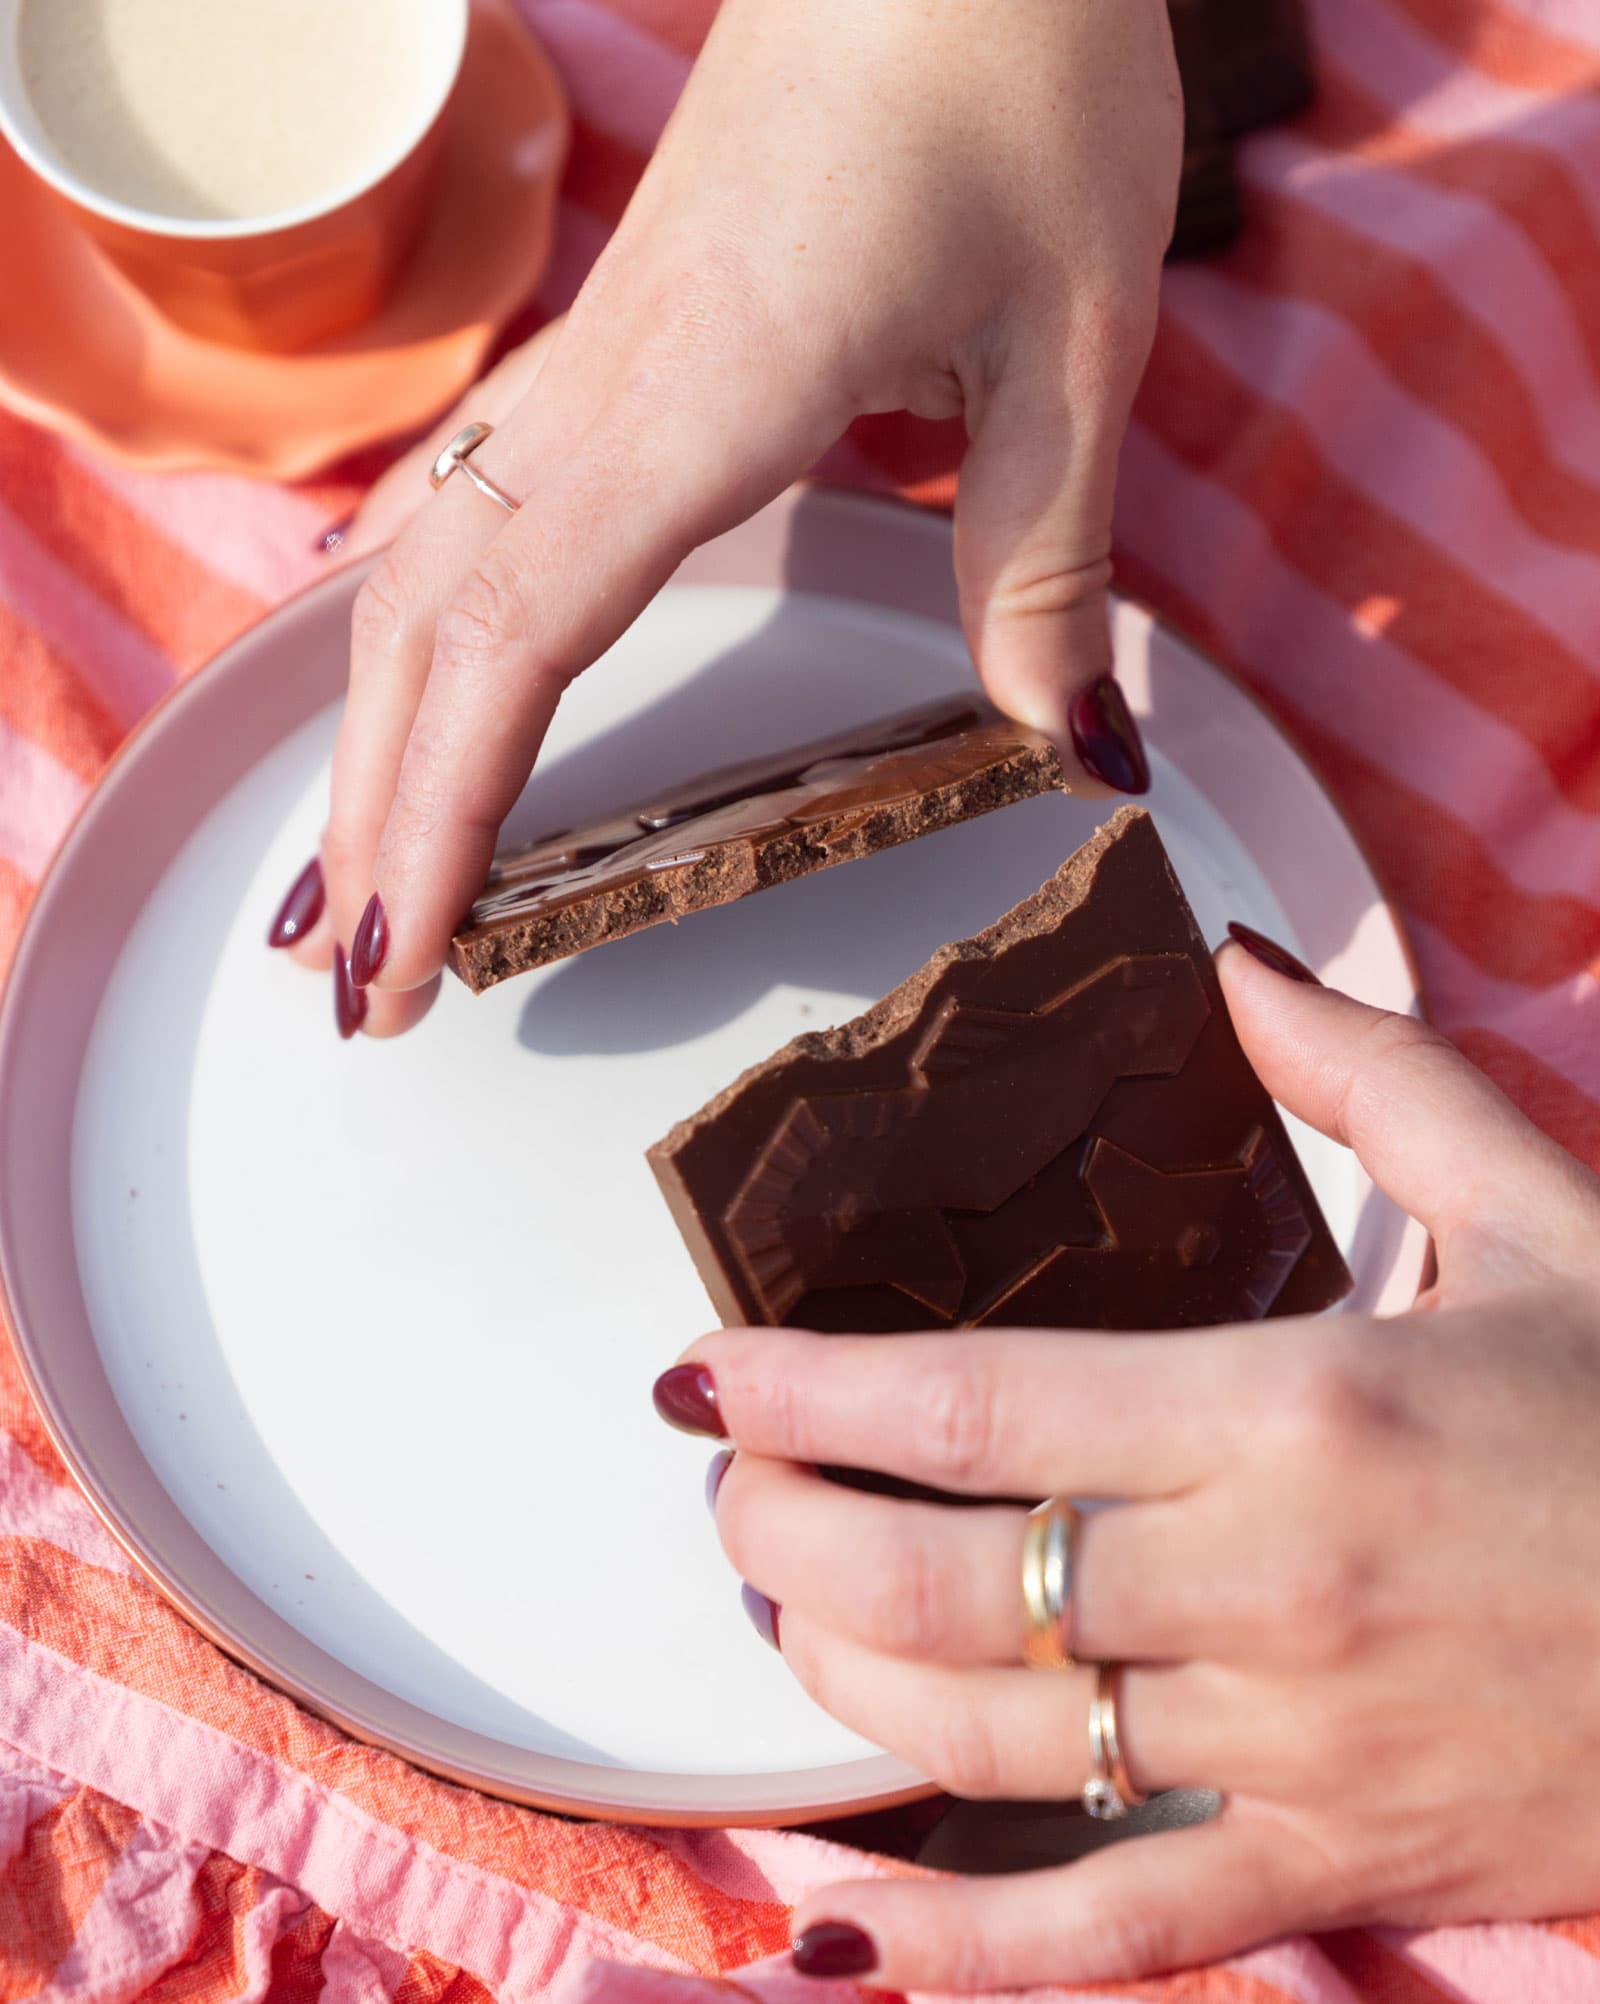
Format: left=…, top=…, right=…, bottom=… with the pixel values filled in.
left=273, top=0, right=1183, bottom=1035
left=674, top=947, right=1600, bottom=1991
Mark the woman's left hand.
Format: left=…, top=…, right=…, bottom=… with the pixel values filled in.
left=662, top=938, right=1600, bottom=1990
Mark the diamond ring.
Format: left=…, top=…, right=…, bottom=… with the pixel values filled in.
left=1083, top=1662, right=1148, bottom=1820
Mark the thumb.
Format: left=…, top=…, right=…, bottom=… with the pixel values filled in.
left=1218, top=933, right=1599, bottom=1279
left=954, top=339, right=1149, bottom=796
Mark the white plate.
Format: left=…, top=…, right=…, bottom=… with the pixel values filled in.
left=0, top=486, right=1426, bottom=1824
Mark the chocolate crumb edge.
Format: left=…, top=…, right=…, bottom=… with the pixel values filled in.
left=647, top=804, right=1149, bottom=1160
left=450, top=736, right=1068, bottom=994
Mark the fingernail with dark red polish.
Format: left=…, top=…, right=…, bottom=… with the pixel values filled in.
left=792, top=1921, right=878, bottom=1980
left=741, top=1583, right=781, bottom=1650
left=652, top=1364, right=721, bottom=1438
left=333, top=945, right=368, bottom=1040
left=266, top=857, right=324, bottom=949
left=316, top=516, right=354, bottom=557
left=1068, top=676, right=1151, bottom=795
left=705, top=1448, right=733, bottom=1515
left=350, top=893, right=389, bottom=987
left=1226, top=920, right=1321, bottom=986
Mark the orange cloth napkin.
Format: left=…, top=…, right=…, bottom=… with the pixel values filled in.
left=0, top=0, right=1596, bottom=1996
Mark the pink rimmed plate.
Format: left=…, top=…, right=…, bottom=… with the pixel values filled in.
left=0, top=485, right=1426, bottom=1825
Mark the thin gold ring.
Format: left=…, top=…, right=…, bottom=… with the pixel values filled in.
left=1083, top=1662, right=1148, bottom=1820
left=428, top=422, right=521, bottom=514
left=1020, top=1497, right=1079, bottom=1670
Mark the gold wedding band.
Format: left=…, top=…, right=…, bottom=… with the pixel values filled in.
left=428, top=421, right=521, bottom=513
left=1083, top=1662, right=1148, bottom=1820
left=1020, top=1497, right=1079, bottom=1670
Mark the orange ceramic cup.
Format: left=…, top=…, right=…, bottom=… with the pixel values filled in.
left=0, top=0, right=467, bottom=353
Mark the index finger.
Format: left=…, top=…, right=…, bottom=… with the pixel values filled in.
left=364, top=346, right=847, bottom=994
left=671, top=1324, right=1270, bottom=1498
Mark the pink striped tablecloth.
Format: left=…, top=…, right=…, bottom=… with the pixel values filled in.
left=1, top=0, right=1598, bottom=1996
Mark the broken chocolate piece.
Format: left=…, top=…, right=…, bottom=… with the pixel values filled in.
left=649, top=807, right=1350, bottom=1332
left=449, top=696, right=1066, bottom=992
left=1168, top=141, right=1244, bottom=262
left=1169, top=0, right=1315, bottom=146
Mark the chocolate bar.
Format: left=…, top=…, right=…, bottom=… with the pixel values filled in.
left=450, top=696, right=1066, bottom=993
left=649, top=807, right=1350, bottom=1332
left=1169, top=0, right=1314, bottom=146
left=1168, top=141, right=1243, bottom=262
left=1164, top=0, right=1315, bottom=263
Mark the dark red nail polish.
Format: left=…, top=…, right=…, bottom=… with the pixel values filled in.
left=1068, top=676, right=1151, bottom=795
left=266, top=858, right=324, bottom=949
left=316, top=516, right=354, bottom=557
left=741, top=1583, right=781, bottom=1650
left=350, top=894, right=389, bottom=987
left=333, top=945, right=368, bottom=1040
left=1226, top=920, right=1321, bottom=986
left=792, top=1922, right=878, bottom=1980
left=652, top=1364, right=721, bottom=1437
left=705, top=1448, right=733, bottom=1515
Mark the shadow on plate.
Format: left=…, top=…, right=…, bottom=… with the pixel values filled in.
left=82, top=800, right=618, bottom=1767
left=514, top=791, right=1093, bottom=1058
left=497, top=488, right=1382, bottom=1058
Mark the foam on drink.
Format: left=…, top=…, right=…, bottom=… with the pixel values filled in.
left=18, top=0, right=457, bottom=222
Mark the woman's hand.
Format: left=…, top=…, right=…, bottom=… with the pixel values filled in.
left=660, top=941, right=1600, bottom=1990
left=281, top=0, right=1182, bottom=1034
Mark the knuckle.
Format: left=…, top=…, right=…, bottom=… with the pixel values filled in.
left=1270, top=1334, right=1405, bottom=1469
left=1274, top=1818, right=1381, bottom=1927
left=385, top=725, right=504, bottom=851
left=435, top=555, right=532, bottom=673
left=349, top=564, right=414, bottom=664
left=932, top=1927, right=1008, bottom=1997
left=926, top=1703, right=1007, bottom=1801
left=319, top=816, right=372, bottom=888
left=1359, top=1007, right=1450, bottom=1073
left=387, top=751, right=493, bottom=855
left=1077, top=1901, right=1182, bottom=1982
left=861, top=1532, right=951, bottom=1662
left=911, top=1353, right=1001, bottom=1490
left=1340, top=1013, right=1452, bottom=1155
left=1273, top=1542, right=1372, bottom=1667
left=988, top=553, right=1114, bottom=625
left=386, top=740, right=451, bottom=848
left=756, top=1357, right=807, bottom=1463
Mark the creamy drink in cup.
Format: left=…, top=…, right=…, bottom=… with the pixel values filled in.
left=0, top=0, right=468, bottom=350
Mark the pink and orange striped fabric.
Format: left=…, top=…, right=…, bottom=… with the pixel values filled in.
left=2, top=0, right=1599, bottom=1994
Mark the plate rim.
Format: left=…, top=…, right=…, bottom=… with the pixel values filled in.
left=0, top=482, right=1428, bottom=1824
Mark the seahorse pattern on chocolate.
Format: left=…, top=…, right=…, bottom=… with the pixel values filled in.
left=649, top=807, right=1351, bottom=1334
left=449, top=696, right=1066, bottom=991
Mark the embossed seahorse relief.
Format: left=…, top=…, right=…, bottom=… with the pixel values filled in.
left=721, top=952, right=1314, bottom=1333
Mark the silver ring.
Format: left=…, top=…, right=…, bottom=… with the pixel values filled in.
left=1083, top=1663, right=1148, bottom=1821
left=429, top=422, right=520, bottom=513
